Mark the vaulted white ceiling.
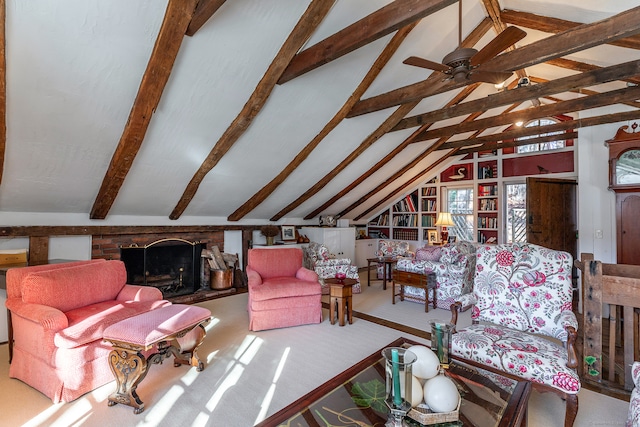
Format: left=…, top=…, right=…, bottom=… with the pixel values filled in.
left=1, top=0, right=639, bottom=224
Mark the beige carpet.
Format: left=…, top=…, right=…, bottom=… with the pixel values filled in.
left=0, top=278, right=630, bottom=426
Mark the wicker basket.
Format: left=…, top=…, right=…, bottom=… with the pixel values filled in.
left=407, top=395, right=460, bottom=425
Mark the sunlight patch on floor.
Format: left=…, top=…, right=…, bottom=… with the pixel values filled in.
left=139, top=384, right=184, bottom=426
left=23, top=398, right=92, bottom=427
left=254, top=346, right=291, bottom=424
left=204, top=334, right=264, bottom=414
left=205, top=364, right=243, bottom=413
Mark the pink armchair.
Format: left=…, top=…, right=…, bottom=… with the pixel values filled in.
left=247, top=248, right=322, bottom=331
left=5, top=260, right=169, bottom=403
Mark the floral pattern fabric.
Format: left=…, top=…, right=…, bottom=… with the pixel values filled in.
left=375, top=240, right=412, bottom=279
left=304, top=242, right=361, bottom=295
left=627, top=362, right=640, bottom=427
left=451, top=243, right=580, bottom=395
left=395, top=242, right=476, bottom=310
left=451, top=324, right=580, bottom=394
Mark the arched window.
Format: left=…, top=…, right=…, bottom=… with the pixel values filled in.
left=516, top=118, right=565, bottom=153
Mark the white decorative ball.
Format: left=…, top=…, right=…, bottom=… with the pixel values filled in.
left=406, top=345, right=440, bottom=380
left=423, top=374, right=459, bottom=413
left=400, top=375, right=424, bottom=407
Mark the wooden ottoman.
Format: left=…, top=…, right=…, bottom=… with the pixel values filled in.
left=102, top=304, right=211, bottom=414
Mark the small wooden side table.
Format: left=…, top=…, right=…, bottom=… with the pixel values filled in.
left=325, top=278, right=358, bottom=326
left=366, top=257, right=397, bottom=290
left=392, top=270, right=437, bottom=312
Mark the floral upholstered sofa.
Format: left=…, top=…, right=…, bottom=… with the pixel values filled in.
left=628, top=362, right=640, bottom=426
left=304, top=242, right=361, bottom=294
left=394, top=241, right=476, bottom=310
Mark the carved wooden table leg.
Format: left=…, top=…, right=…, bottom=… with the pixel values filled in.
left=174, top=323, right=208, bottom=371
left=107, top=346, right=150, bottom=414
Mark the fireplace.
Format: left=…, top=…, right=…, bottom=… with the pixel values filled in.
left=120, top=238, right=205, bottom=298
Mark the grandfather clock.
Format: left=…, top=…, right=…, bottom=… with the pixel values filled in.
left=607, top=123, right=640, bottom=265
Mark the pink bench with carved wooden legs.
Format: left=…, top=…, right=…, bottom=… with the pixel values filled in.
left=102, top=304, right=211, bottom=414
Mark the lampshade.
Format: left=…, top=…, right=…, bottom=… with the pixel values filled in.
left=435, top=212, right=455, bottom=227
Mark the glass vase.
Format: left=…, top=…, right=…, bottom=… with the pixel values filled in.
left=429, top=319, right=454, bottom=369
left=382, top=347, right=417, bottom=427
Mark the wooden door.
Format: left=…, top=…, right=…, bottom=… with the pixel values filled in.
left=526, top=177, right=578, bottom=258
left=617, top=192, right=640, bottom=265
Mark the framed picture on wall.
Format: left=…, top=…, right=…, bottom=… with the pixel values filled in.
left=281, top=225, right=296, bottom=242
left=447, top=235, right=457, bottom=244
left=428, top=230, right=438, bottom=244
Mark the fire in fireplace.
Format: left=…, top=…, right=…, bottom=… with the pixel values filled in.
left=120, top=238, right=205, bottom=298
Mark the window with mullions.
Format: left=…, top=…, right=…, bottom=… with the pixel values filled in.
left=517, top=118, right=565, bottom=153
left=446, top=187, right=474, bottom=242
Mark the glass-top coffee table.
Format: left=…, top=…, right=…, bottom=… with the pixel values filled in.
left=256, top=337, right=530, bottom=427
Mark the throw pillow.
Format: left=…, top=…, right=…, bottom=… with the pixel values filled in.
left=415, top=246, right=442, bottom=262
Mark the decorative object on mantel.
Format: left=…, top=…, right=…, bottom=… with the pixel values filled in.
left=260, top=224, right=280, bottom=245
left=280, top=225, right=296, bottom=242
left=319, top=215, right=337, bottom=227
left=434, top=212, right=455, bottom=243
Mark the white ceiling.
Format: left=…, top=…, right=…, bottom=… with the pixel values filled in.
left=1, top=0, right=639, bottom=224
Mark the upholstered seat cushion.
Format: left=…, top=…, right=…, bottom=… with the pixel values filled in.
left=452, top=323, right=581, bottom=394
left=250, top=278, right=321, bottom=302
left=54, top=299, right=171, bottom=349
left=103, top=304, right=211, bottom=348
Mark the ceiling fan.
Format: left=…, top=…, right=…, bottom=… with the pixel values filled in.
left=403, top=0, right=526, bottom=85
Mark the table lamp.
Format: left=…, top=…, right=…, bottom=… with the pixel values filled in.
left=435, top=212, right=454, bottom=243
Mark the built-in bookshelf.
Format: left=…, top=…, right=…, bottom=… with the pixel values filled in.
left=421, top=185, right=437, bottom=240
left=365, top=139, right=576, bottom=245
left=391, top=190, right=419, bottom=241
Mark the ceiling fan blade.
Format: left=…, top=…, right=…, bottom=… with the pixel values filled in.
left=403, top=56, right=450, bottom=73
left=469, top=70, right=514, bottom=85
left=470, top=27, right=527, bottom=66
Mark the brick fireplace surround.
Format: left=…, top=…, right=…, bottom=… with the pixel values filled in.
left=92, top=231, right=231, bottom=303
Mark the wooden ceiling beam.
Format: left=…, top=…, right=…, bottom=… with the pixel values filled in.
left=347, top=6, right=640, bottom=117
left=89, top=0, right=199, bottom=220
left=303, top=83, right=480, bottom=221
left=226, top=22, right=420, bottom=221
left=352, top=149, right=458, bottom=222
left=546, top=57, right=640, bottom=86
left=457, top=131, right=578, bottom=155
left=170, top=0, right=336, bottom=220
left=343, top=103, right=523, bottom=220
left=277, top=0, right=458, bottom=84
left=501, top=9, right=640, bottom=50
left=528, top=75, right=640, bottom=109
left=274, top=20, right=493, bottom=221
left=393, top=58, right=640, bottom=131
left=413, top=86, right=640, bottom=143
left=438, top=110, right=640, bottom=151
left=186, top=0, right=227, bottom=36
left=270, top=102, right=416, bottom=221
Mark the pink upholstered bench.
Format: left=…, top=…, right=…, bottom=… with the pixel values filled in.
left=103, top=304, right=211, bottom=414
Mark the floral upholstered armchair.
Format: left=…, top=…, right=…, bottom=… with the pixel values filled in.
left=395, top=241, right=476, bottom=310
left=450, top=243, right=580, bottom=427
left=304, top=242, right=361, bottom=294
left=628, top=362, right=640, bottom=427
left=375, top=240, right=412, bottom=279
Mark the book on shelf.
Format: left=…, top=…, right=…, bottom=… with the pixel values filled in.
left=422, top=187, right=437, bottom=197
left=393, top=228, right=418, bottom=241
left=478, top=164, right=498, bottom=179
